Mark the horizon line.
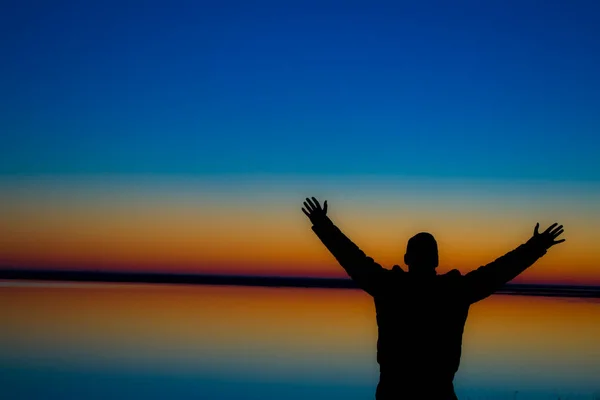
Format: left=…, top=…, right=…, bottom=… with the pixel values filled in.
left=1, top=268, right=599, bottom=298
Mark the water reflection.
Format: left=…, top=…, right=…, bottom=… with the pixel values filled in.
left=1, top=282, right=599, bottom=399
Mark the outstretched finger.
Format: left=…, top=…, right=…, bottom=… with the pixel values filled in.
left=311, top=197, right=322, bottom=210
left=323, top=200, right=328, bottom=214
left=553, top=238, right=566, bottom=245
left=302, top=208, right=310, bottom=217
left=544, top=223, right=558, bottom=234
left=306, top=197, right=317, bottom=210
left=552, top=228, right=564, bottom=238
left=303, top=201, right=312, bottom=212
left=534, top=223, right=540, bottom=235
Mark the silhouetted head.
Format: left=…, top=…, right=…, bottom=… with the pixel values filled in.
left=404, top=232, right=438, bottom=274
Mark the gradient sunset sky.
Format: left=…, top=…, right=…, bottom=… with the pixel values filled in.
left=1, top=1, right=599, bottom=285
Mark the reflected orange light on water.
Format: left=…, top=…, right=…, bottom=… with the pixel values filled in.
left=1, top=282, right=599, bottom=389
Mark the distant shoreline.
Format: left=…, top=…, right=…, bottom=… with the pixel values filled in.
left=1, top=268, right=599, bottom=298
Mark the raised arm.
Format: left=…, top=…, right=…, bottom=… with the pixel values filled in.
left=302, top=197, right=389, bottom=296
left=463, top=222, right=565, bottom=303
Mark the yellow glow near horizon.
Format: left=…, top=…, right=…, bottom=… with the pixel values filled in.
left=1, top=176, right=598, bottom=284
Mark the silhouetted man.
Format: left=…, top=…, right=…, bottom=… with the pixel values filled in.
left=301, top=197, right=565, bottom=400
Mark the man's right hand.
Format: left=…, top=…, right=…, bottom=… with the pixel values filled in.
left=527, top=222, right=565, bottom=250
left=302, top=197, right=328, bottom=225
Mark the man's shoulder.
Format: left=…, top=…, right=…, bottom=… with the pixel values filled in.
left=436, top=269, right=468, bottom=294
left=439, top=269, right=463, bottom=279
left=387, top=267, right=463, bottom=278
left=391, top=265, right=406, bottom=274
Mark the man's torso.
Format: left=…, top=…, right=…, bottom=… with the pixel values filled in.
left=373, top=269, right=471, bottom=382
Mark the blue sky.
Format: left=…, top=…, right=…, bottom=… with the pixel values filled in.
left=2, top=0, right=599, bottom=180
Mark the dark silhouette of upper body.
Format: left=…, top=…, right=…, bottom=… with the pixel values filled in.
left=301, top=197, right=565, bottom=400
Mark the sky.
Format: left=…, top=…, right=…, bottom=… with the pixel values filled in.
left=1, top=1, right=600, bottom=284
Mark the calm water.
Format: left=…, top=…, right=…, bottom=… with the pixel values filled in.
left=1, top=282, right=599, bottom=399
